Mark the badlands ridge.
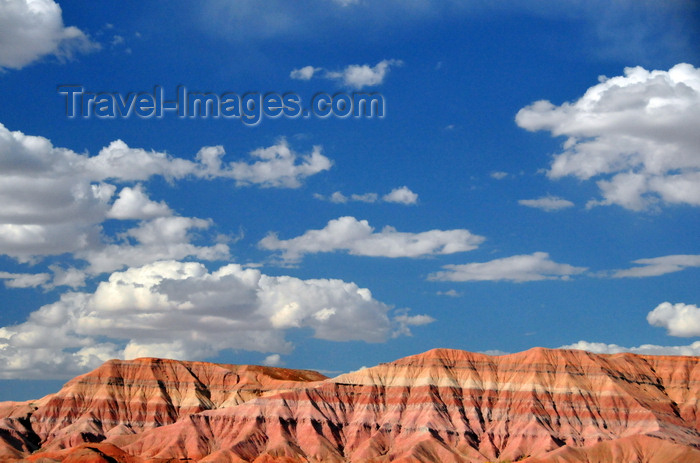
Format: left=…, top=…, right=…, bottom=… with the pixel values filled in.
left=0, top=348, right=698, bottom=462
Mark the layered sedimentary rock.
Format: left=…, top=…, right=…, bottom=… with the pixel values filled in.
left=1, top=348, right=698, bottom=462
left=0, top=357, right=326, bottom=458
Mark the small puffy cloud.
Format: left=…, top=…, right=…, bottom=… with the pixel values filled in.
left=351, top=193, right=379, bottom=203
left=437, top=289, right=461, bottom=297
left=561, top=340, right=700, bottom=356
left=329, top=192, right=349, bottom=203
left=329, top=59, right=403, bottom=89
left=291, top=60, right=402, bottom=90
left=107, top=185, right=172, bottom=220
left=392, top=310, right=436, bottom=338
left=516, top=63, right=700, bottom=210
left=317, top=191, right=378, bottom=204
left=647, top=302, right=700, bottom=337
left=0, top=272, right=50, bottom=288
left=0, top=260, right=429, bottom=379
left=383, top=186, right=418, bottom=205
left=263, top=354, right=284, bottom=367
left=612, top=254, right=700, bottom=278
left=290, top=65, right=321, bottom=80
left=316, top=187, right=417, bottom=205
left=0, top=0, right=98, bottom=70
left=429, top=252, right=587, bottom=282
left=490, top=171, right=509, bottom=180
left=223, top=140, right=333, bottom=188
left=260, top=216, right=485, bottom=262
left=518, top=196, right=574, bottom=211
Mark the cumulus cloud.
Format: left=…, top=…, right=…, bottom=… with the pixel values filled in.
left=0, top=0, right=98, bottom=70
left=429, top=252, right=587, bottom=282
left=561, top=340, right=700, bottom=356
left=0, top=272, right=50, bottom=288
left=0, top=124, right=329, bottom=264
left=611, top=254, right=700, bottom=278
left=79, top=217, right=229, bottom=275
left=315, top=186, right=417, bottom=205
left=392, top=310, right=436, bottom=338
left=217, top=140, right=332, bottom=188
left=290, top=65, right=322, bottom=80
left=647, top=302, right=700, bottom=337
left=383, top=186, right=418, bottom=205
left=516, top=63, right=700, bottom=210
left=107, top=185, right=172, bottom=220
left=518, top=196, right=574, bottom=211
left=290, top=59, right=403, bottom=89
left=263, top=354, right=284, bottom=367
left=0, top=260, right=430, bottom=379
left=563, top=300, right=700, bottom=356
left=259, top=216, right=484, bottom=262
left=48, top=265, right=87, bottom=289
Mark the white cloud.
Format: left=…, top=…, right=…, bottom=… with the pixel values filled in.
left=429, top=252, right=587, bottom=282
left=437, top=289, right=461, bottom=297
left=94, top=139, right=332, bottom=188
left=48, top=265, right=87, bottom=289
left=263, top=354, right=284, bottom=367
left=220, top=140, right=333, bottom=188
left=612, top=254, right=700, bottom=278
left=290, top=65, right=321, bottom=80
left=290, top=60, right=403, bottom=89
left=328, top=59, right=403, bottom=89
left=647, top=302, right=700, bottom=337
left=350, top=192, right=379, bottom=203
left=516, top=63, right=700, bottom=210
left=392, top=310, right=436, bottom=338
left=316, top=187, right=417, bottom=205
left=0, top=260, right=430, bottom=379
left=561, top=340, right=700, bottom=356
left=490, top=171, right=509, bottom=180
left=562, top=300, right=700, bottom=355
left=0, top=0, right=98, bottom=70
left=259, top=216, right=484, bottom=262
left=0, top=124, right=329, bottom=263
left=518, top=196, right=574, bottom=211
left=383, top=186, right=418, bottom=205
left=0, top=272, right=50, bottom=288
left=107, top=185, right=172, bottom=220
left=80, top=216, right=229, bottom=275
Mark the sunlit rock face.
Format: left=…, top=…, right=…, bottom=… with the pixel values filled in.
left=1, top=348, right=699, bottom=462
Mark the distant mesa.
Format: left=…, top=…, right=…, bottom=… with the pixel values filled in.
left=0, top=348, right=698, bottom=462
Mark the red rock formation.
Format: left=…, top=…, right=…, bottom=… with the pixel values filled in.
left=0, top=357, right=325, bottom=459
left=1, top=348, right=698, bottom=462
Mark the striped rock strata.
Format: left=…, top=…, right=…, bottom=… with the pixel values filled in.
left=1, top=348, right=699, bottom=462
left=0, top=358, right=326, bottom=460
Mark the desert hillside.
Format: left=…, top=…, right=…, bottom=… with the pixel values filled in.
left=0, top=348, right=698, bottom=462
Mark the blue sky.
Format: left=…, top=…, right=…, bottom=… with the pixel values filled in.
left=0, top=0, right=698, bottom=400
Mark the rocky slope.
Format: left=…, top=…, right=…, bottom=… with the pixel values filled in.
left=0, top=357, right=326, bottom=460
left=1, top=348, right=698, bottom=462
